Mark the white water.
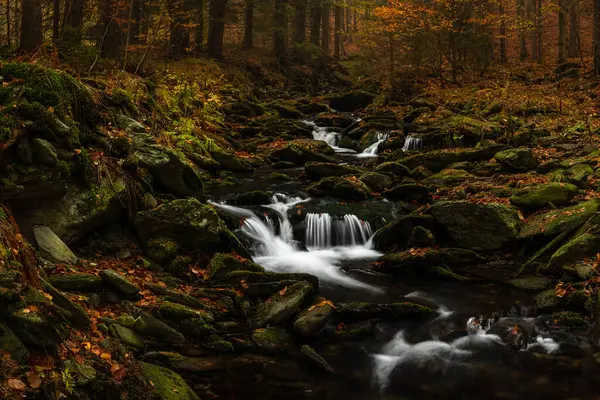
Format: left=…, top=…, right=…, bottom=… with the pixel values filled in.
left=356, top=132, right=389, bottom=158
left=304, top=120, right=356, bottom=154
left=402, top=135, right=423, bottom=151
left=305, top=213, right=373, bottom=249
left=209, top=194, right=382, bottom=292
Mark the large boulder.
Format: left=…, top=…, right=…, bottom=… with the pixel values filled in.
left=518, top=199, right=600, bottom=240
left=510, top=183, right=580, bottom=209
left=494, top=148, right=538, bottom=171
left=307, top=176, right=371, bottom=200
left=140, top=362, right=200, bottom=400
left=253, top=281, right=314, bottom=327
left=400, top=145, right=504, bottom=172
left=376, top=247, right=483, bottom=278
left=135, top=198, right=249, bottom=258
left=359, top=172, right=393, bottom=192
left=372, top=214, right=436, bottom=251
left=328, top=91, right=376, bottom=112
left=269, top=143, right=335, bottom=165
left=423, top=169, right=476, bottom=187
left=314, top=113, right=355, bottom=128
left=32, top=226, right=77, bottom=265
left=293, top=298, right=335, bottom=337
left=304, top=162, right=363, bottom=180
left=429, top=201, right=521, bottom=251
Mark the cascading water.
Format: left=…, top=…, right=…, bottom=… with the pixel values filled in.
left=209, top=194, right=382, bottom=292
left=402, top=135, right=423, bottom=151
left=358, top=132, right=389, bottom=157
left=305, top=213, right=373, bottom=249
left=304, top=120, right=356, bottom=154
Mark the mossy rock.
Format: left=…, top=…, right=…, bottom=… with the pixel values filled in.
left=307, top=176, right=371, bottom=200
left=8, top=309, right=68, bottom=347
left=230, top=190, right=273, bottom=206
left=314, top=112, right=355, bottom=128
left=359, top=172, right=393, bottom=192
left=336, top=302, right=432, bottom=322
left=206, top=253, right=264, bottom=280
left=406, top=226, right=435, bottom=248
left=327, top=91, right=376, bottom=112
left=99, top=269, right=139, bottom=295
left=510, top=183, right=580, bottom=210
left=508, top=276, right=553, bottom=291
left=140, top=362, right=200, bottom=400
left=374, top=161, right=411, bottom=179
left=334, top=320, right=373, bottom=339
left=269, top=142, right=335, bottom=165
left=372, top=214, right=436, bottom=251
left=293, top=298, right=335, bottom=337
left=109, top=324, right=145, bottom=349
left=146, top=237, right=179, bottom=264
left=132, top=310, right=185, bottom=344
left=251, top=327, right=291, bottom=353
left=253, top=281, right=314, bottom=327
left=48, top=273, right=103, bottom=292
left=534, top=289, right=561, bottom=311
left=518, top=199, right=600, bottom=240
left=401, top=145, right=504, bottom=172
left=552, top=311, right=587, bottom=327
left=546, top=232, right=600, bottom=273
left=210, top=148, right=254, bottom=172
left=567, top=164, right=593, bottom=186
left=494, top=148, right=538, bottom=171
left=430, top=201, right=521, bottom=251
left=158, top=301, right=211, bottom=323
left=424, top=169, right=476, bottom=187
left=179, top=317, right=216, bottom=337
left=269, top=101, right=304, bottom=119
left=0, top=322, right=29, bottom=363
left=305, top=162, right=363, bottom=180
left=385, top=184, right=430, bottom=201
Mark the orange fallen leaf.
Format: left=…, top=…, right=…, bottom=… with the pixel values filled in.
left=100, top=353, right=112, bottom=361
left=8, top=378, right=26, bottom=391
left=279, top=286, right=287, bottom=296
left=240, top=279, right=249, bottom=289
left=26, top=371, right=42, bottom=389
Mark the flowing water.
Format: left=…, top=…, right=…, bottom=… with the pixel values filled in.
left=402, top=134, right=423, bottom=151
left=356, top=132, right=389, bottom=158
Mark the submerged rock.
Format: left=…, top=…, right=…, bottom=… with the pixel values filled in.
left=430, top=201, right=521, bottom=251
left=510, top=183, right=580, bottom=209
left=253, top=281, right=314, bottom=327
left=300, top=345, right=334, bottom=373
left=336, top=302, right=432, bottom=322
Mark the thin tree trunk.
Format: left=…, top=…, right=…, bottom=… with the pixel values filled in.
left=568, top=1, right=580, bottom=58
left=169, top=0, right=190, bottom=58
left=52, top=0, right=60, bottom=43
left=500, top=5, right=507, bottom=63
left=594, top=0, right=600, bottom=73
left=528, top=0, right=538, bottom=61
left=518, top=0, right=527, bottom=60
left=207, top=0, right=227, bottom=59
left=309, top=0, right=321, bottom=46
left=558, top=0, right=567, bottom=63
left=242, top=0, right=253, bottom=49
left=6, top=0, right=10, bottom=47
left=131, top=0, right=141, bottom=43
left=102, top=0, right=125, bottom=59
left=293, top=0, right=307, bottom=45
left=536, top=0, right=543, bottom=63
left=64, top=0, right=85, bottom=44
left=194, top=0, right=204, bottom=52
left=321, top=2, right=330, bottom=54
left=273, top=0, right=286, bottom=62
left=334, top=4, right=341, bottom=59
left=20, top=0, right=43, bottom=52
left=123, top=0, right=135, bottom=68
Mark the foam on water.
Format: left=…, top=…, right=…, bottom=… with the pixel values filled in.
left=356, top=132, right=389, bottom=158
left=402, top=135, right=423, bottom=151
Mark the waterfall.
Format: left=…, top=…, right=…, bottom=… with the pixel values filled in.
left=402, top=135, right=423, bottom=151
left=305, top=213, right=373, bottom=248
left=209, top=194, right=382, bottom=292
left=303, top=120, right=356, bottom=154
left=358, top=133, right=389, bottom=158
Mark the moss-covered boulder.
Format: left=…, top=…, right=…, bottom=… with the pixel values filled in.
left=269, top=142, right=335, bottom=165
left=206, top=253, right=264, bottom=280
left=140, top=362, right=200, bottom=400
left=336, top=302, right=432, bottom=322
left=31, top=138, right=58, bottom=166
left=210, top=148, right=253, bottom=172
left=304, top=162, right=363, bottom=180
left=293, top=298, right=335, bottom=337
left=99, top=269, right=139, bottom=295
left=269, top=101, right=304, bottom=119
left=328, top=91, right=376, bottom=112
left=400, top=145, right=504, bottom=172
left=146, top=237, right=179, bottom=264
left=48, top=273, right=103, bottom=292
left=109, top=324, right=145, bottom=349
left=132, top=310, right=185, bottom=344
left=508, top=276, right=553, bottom=291
left=359, top=172, right=393, bottom=192
left=8, top=309, right=67, bottom=347
left=384, top=184, right=431, bottom=201
left=494, top=148, right=538, bottom=171
left=32, top=226, right=77, bottom=265
left=134, top=198, right=249, bottom=258
left=376, top=247, right=482, bottom=278
left=0, top=322, right=29, bottom=363
left=567, top=163, right=593, bottom=187
left=307, top=176, right=371, bottom=200
left=430, top=201, right=521, bottom=251
left=374, top=161, right=411, bottom=179
left=406, top=226, right=435, bottom=248
left=510, top=183, right=580, bottom=209
left=253, top=281, right=314, bottom=327
left=251, top=327, right=291, bottom=353
left=547, top=232, right=600, bottom=273
left=314, top=112, right=355, bottom=128
left=518, top=199, right=600, bottom=240
left=372, top=214, right=436, bottom=251
left=230, top=190, right=273, bottom=206
left=424, top=169, right=476, bottom=187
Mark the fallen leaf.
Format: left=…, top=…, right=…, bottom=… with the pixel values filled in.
left=26, top=371, right=42, bottom=389
left=240, top=279, right=249, bottom=289
left=279, top=286, right=287, bottom=296
left=100, top=353, right=112, bottom=361
left=8, top=378, right=26, bottom=391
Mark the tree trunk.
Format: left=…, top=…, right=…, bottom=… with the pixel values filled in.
left=207, top=0, right=227, bottom=59
left=293, top=0, right=307, bottom=45
left=528, top=0, right=537, bottom=61
left=536, top=0, right=543, bottom=63
left=20, top=0, right=43, bottom=52
left=558, top=0, right=567, bottom=63
left=169, top=0, right=190, bottom=58
left=321, top=2, right=330, bottom=54
left=242, top=0, right=253, bottom=49
left=273, top=0, right=286, bottom=62
left=64, top=0, right=85, bottom=44
left=568, top=1, right=580, bottom=58
left=334, top=4, right=341, bottom=59
left=594, top=0, right=600, bottom=73
left=130, top=0, right=141, bottom=44
left=194, top=0, right=204, bottom=52
left=309, top=0, right=321, bottom=46
left=102, top=0, right=126, bottom=58
left=518, top=0, right=527, bottom=60
left=52, top=0, right=60, bottom=43
left=6, top=0, right=10, bottom=47
left=500, top=5, right=507, bottom=63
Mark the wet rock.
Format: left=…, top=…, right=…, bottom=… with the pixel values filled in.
left=115, top=114, right=146, bottom=134
left=252, top=327, right=291, bottom=353
left=307, top=176, right=370, bottom=200
left=567, top=163, right=593, bottom=187
left=8, top=309, right=67, bottom=347
left=230, top=190, right=273, bottom=205
left=328, top=91, right=376, bottom=112
left=48, top=273, right=103, bottom=292
left=253, top=281, right=314, bottom=327
left=146, top=237, right=179, bottom=264
left=401, top=145, right=504, bottom=172
left=14, top=137, right=33, bottom=164
left=510, top=183, right=580, bottom=209
left=424, top=168, right=476, bottom=186
left=494, top=148, right=538, bottom=171
left=508, top=276, right=553, bottom=291
left=314, top=112, right=354, bottom=128
left=519, top=199, right=600, bottom=240
left=132, top=310, right=185, bottom=344
left=31, top=138, right=58, bottom=166
left=297, top=102, right=329, bottom=114
left=99, top=269, right=139, bottom=295
left=293, top=298, right=335, bottom=337
left=385, top=183, right=430, bottom=201
left=333, top=320, right=373, bottom=339
left=301, top=345, right=334, bottom=373
left=134, top=198, right=249, bottom=258
left=140, top=362, right=200, bottom=400
left=33, top=225, right=77, bottom=265
left=41, top=279, right=91, bottom=329
left=206, top=253, right=264, bottom=281
left=143, top=351, right=226, bottom=372
left=374, top=161, right=411, bottom=178
left=270, top=142, right=335, bottom=165
left=372, top=214, right=436, bottom=251
left=305, top=162, right=363, bottom=180
left=359, top=172, right=392, bottom=191
left=0, top=322, right=29, bottom=363
left=109, top=324, right=145, bottom=349
left=336, top=302, right=432, bottom=321
left=534, top=289, right=561, bottom=311
left=430, top=201, right=521, bottom=251
left=407, top=226, right=435, bottom=248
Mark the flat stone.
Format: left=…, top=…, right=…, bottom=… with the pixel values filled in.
left=99, top=269, right=139, bottom=295
left=33, top=226, right=77, bottom=265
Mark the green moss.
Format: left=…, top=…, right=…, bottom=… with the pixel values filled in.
left=307, top=176, right=371, bottom=200
left=157, top=301, right=208, bottom=322
left=269, top=172, right=290, bottom=180
left=140, top=362, right=200, bottom=400
left=552, top=311, right=587, bottom=327
left=424, top=168, right=475, bottom=186
left=510, top=183, right=579, bottom=209
left=206, top=253, right=264, bottom=279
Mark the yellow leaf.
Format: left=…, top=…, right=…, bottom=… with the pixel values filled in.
left=48, top=106, right=54, bottom=113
